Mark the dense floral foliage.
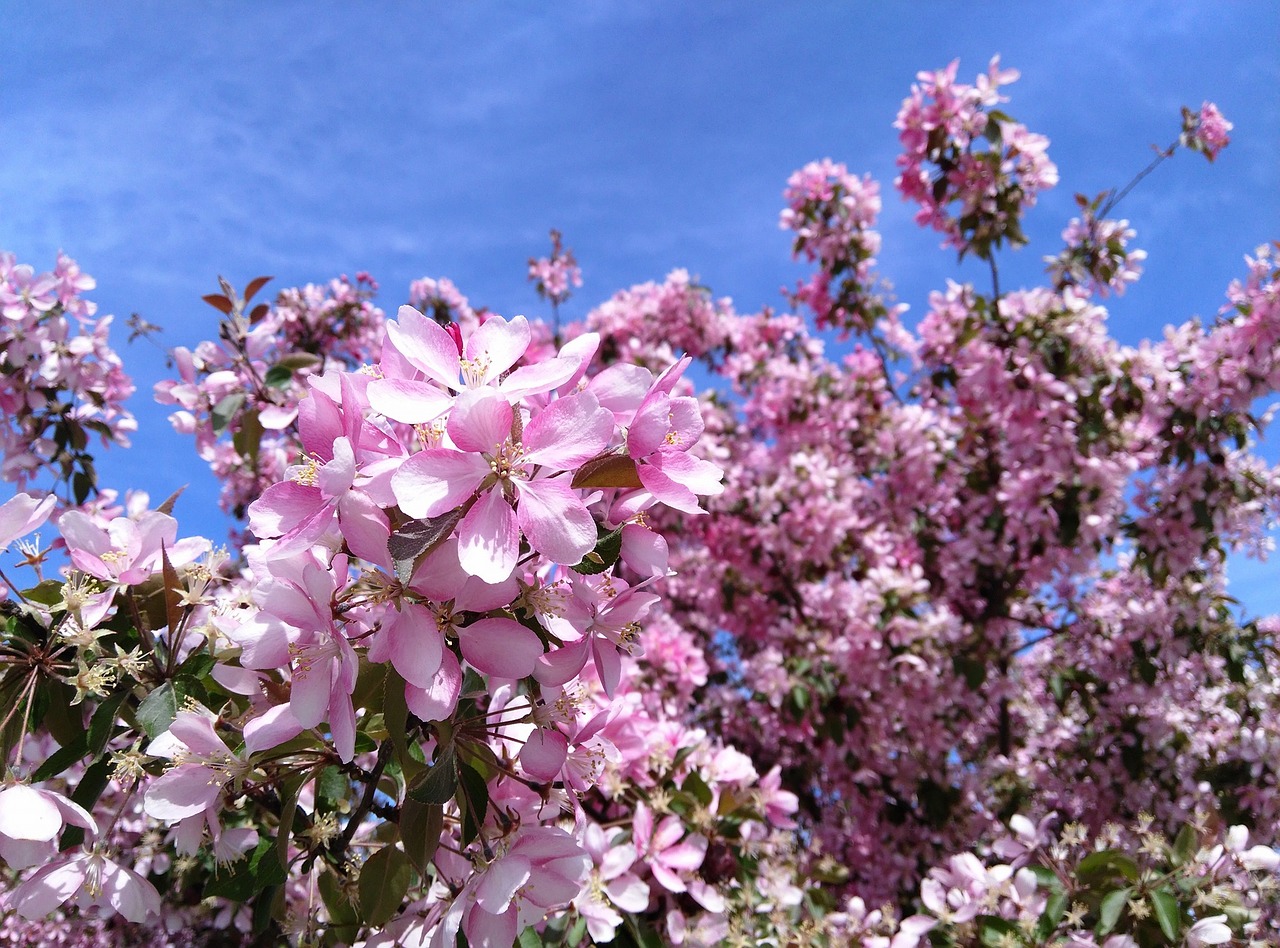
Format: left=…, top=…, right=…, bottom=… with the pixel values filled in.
left=0, top=58, right=1276, bottom=947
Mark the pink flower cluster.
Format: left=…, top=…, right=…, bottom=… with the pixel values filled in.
left=527, top=229, right=582, bottom=307
left=1181, top=101, right=1233, bottom=162
left=155, top=273, right=385, bottom=528
left=780, top=159, right=908, bottom=338
left=0, top=252, right=135, bottom=503
left=1046, top=206, right=1148, bottom=297
left=895, top=57, right=1059, bottom=258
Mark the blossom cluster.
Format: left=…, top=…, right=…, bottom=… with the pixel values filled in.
left=528, top=229, right=583, bottom=309
left=780, top=159, right=909, bottom=340
left=0, top=252, right=135, bottom=504
left=895, top=57, right=1059, bottom=258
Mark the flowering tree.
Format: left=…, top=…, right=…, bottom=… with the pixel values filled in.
left=1, top=59, right=1277, bottom=948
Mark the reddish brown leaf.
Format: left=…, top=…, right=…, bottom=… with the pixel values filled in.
left=243, top=275, right=273, bottom=303
left=571, top=452, right=643, bottom=490
left=159, top=541, right=183, bottom=635
left=201, top=294, right=234, bottom=315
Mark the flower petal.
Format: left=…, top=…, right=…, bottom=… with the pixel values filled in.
left=459, top=617, right=543, bottom=679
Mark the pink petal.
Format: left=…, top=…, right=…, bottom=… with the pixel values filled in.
left=522, top=391, right=613, bottom=470
left=456, top=488, right=519, bottom=583
left=661, top=838, right=708, bottom=871
left=0, top=492, right=54, bottom=549
left=143, top=764, right=224, bottom=821
left=531, top=637, right=590, bottom=687
left=459, top=617, right=544, bottom=679
left=317, top=437, right=356, bottom=497
left=475, top=854, right=531, bottom=914
left=391, top=449, right=488, bottom=519
left=604, top=873, right=650, bottom=913
left=649, top=862, right=687, bottom=894
left=637, top=459, right=702, bottom=515
left=520, top=729, right=569, bottom=781
left=499, top=357, right=579, bottom=401
left=168, top=711, right=231, bottom=757
left=367, top=377, right=453, bottom=424
left=385, top=603, right=445, bottom=688
left=447, top=388, right=512, bottom=453
left=464, top=901, right=518, bottom=948
left=466, top=314, right=530, bottom=382
left=405, top=648, right=463, bottom=721
left=330, top=689, right=356, bottom=763
left=588, top=363, right=653, bottom=423
left=620, top=524, right=669, bottom=578
left=0, top=785, right=62, bottom=841
left=591, top=634, right=623, bottom=698
left=13, top=856, right=87, bottom=919
left=244, top=703, right=304, bottom=753
left=627, top=391, right=672, bottom=458
left=100, top=858, right=161, bottom=923
left=290, top=655, right=332, bottom=728
left=386, top=305, right=461, bottom=389
left=337, top=492, right=392, bottom=569
left=514, top=478, right=597, bottom=566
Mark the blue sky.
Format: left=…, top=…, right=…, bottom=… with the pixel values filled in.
left=2, top=4, right=1278, bottom=607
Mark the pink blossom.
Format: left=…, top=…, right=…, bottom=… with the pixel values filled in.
left=632, top=801, right=707, bottom=894
left=11, top=850, right=161, bottom=923
left=0, top=784, right=97, bottom=869
left=391, top=387, right=613, bottom=581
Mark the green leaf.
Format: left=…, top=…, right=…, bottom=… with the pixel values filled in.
left=1098, top=886, right=1130, bottom=935
left=1150, top=887, right=1180, bottom=941
left=976, top=915, right=1017, bottom=946
left=457, top=760, right=489, bottom=847
left=87, top=687, right=129, bottom=758
left=399, top=799, right=444, bottom=875
left=1077, top=850, right=1140, bottom=883
left=264, top=365, right=294, bottom=389
left=21, top=580, right=65, bottom=606
left=233, top=408, right=264, bottom=466
left=570, top=524, right=624, bottom=575
left=570, top=451, right=643, bottom=490
left=315, top=766, right=348, bottom=812
left=359, top=845, right=413, bottom=927
left=389, top=506, right=468, bottom=585
left=251, top=885, right=280, bottom=938
left=204, top=838, right=287, bottom=901
left=177, top=651, right=217, bottom=681
left=518, top=927, right=543, bottom=948
left=275, top=777, right=303, bottom=870
left=73, top=471, right=94, bottom=506
left=41, top=681, right=85, bottom=749
left=382, top=667, right=424, bottom=780
left=30, top=733, right=89, bottom=781
left=61, top=757, right=111, bottom=849
left=407, top=743, right=457, bottom=805
left=682, top=771, right=713, bottom=808
left=318, top=868, right=361, bottom=943
left=952, top=654, right=987, bottom=690
left=136, top=681, right=179, bottom=740
left=1036, top=888, right=1068, bottom=941
left=1171, top=822, right=1197, bottom=866
left=211, top=393, right=246, bottom=434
